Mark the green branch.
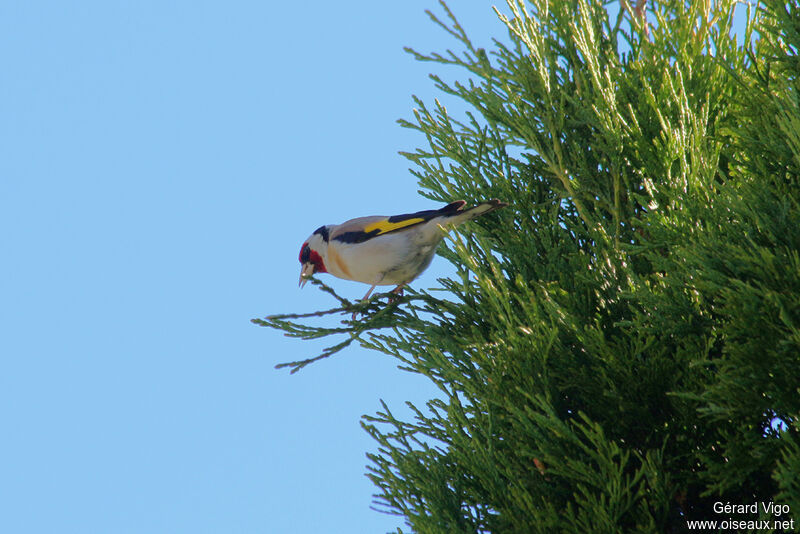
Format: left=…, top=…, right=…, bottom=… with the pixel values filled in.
left=251, top=277, right=438, bottom=373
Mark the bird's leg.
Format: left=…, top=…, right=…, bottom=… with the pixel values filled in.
left=352, top=284, right=377, bottom=321
left=361, top=284, right=377, bottom=302
left=388, top=284, right=406, bottom=303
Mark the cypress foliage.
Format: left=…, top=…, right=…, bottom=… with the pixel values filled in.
left=254, top=0, right=800, bottom=531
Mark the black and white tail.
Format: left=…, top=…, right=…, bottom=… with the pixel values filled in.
left=438, top=198, right=508, bottom=225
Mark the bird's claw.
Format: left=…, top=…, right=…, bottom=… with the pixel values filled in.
left=388, top=285, right=405, bottom=304
left=349, top=285, right=406, bottom=321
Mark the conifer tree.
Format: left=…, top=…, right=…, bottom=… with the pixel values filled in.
left=255, top=0, right=800, bottom=531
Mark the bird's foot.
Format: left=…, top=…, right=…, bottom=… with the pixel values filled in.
left=351, top=285, right=378, bottom=321
left=388, top=284, right=405, bottom=304
left=350, top=285, right=404, bottom=320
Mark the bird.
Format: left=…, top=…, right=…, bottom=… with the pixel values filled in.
left=298, top=199, right=508, bottom=304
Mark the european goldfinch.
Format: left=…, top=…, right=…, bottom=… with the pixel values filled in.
left=298, top=199, right=507, bottom=302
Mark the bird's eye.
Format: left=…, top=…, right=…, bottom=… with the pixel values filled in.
left=299, top=244, right=311, bottom=264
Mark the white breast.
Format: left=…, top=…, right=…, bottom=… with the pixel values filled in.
left=327, top=227, right=443, bottom=286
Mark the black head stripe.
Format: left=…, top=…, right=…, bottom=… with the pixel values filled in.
left=300, top=244, right=310, bottom=263
left=313, top=225, right=329, bottom=242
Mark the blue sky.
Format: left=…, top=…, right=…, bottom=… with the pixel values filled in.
left=0, top=1, right=506, bottom=532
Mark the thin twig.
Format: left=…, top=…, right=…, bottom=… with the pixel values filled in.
left=252, top=278, right=441, bottom=372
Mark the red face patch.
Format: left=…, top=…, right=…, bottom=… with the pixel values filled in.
left=309, top=249, right=326, bottom=273
left=298, top=243, right=327, bottom=273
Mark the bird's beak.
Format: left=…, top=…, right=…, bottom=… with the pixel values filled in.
left=299, top=262, right=315, bottom=288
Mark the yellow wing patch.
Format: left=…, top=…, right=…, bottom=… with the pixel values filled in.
left=363, top=217, right=425, bottom=235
